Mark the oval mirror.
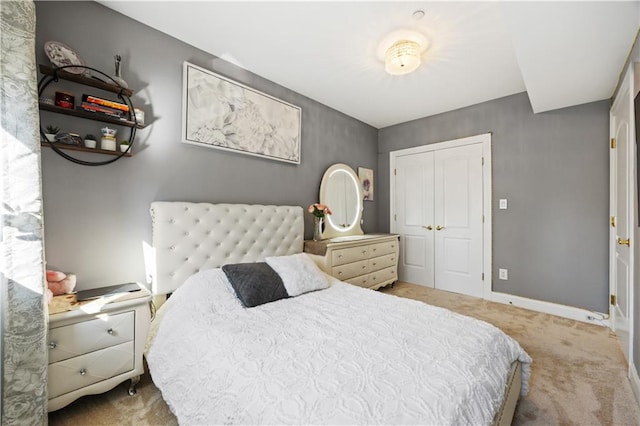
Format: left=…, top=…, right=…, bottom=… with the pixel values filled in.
left=319, top=163, right=364, bottom=239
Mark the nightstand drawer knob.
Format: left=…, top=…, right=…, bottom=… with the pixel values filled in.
left=107, top=328, right=114, bottom=335
left=49, top=341, right=57, bottom=349
left=79, top=368, right=87, bottom=376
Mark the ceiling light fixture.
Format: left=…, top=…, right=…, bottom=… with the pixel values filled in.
left=377, top=29, right=428, bottom=76
left=385, top=40, right=421, bottom=75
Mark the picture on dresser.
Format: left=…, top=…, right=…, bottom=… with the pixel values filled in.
left=181, top=62, right=301, bottom=164
left=358, top=167, right=374, bottom=201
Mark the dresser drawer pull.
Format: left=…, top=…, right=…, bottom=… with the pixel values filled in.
left=107, top=328, right=114, bottom=335
left=372, top=262, right=377, bottom=266
left=49, top=341, right=57, bottom=349
left=338, top=271, right=343, bottom=275
left=362, top=250, right=366, bottom=254
left=79, top=368, right=87, bottom=376
left=362, top=265, right=366, bottom=269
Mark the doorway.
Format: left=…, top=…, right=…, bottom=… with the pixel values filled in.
left=390, top=133, right=492, bottom=298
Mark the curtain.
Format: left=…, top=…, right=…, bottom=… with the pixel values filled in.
left=1, top=0, right=48, bottom=424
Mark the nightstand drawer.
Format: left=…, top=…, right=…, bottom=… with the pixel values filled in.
left=332, top=246, right=369, bottom=266
left=48, top=340, right=134, bottom=399
left=345, top=274, right=369, bottom=288
left=49, top=311, right=134, bottom=364
left=333, top=259, right=369, bottom=281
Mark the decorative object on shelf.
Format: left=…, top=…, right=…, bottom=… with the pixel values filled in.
left=55, top=132, right=82, bottom=146
left=84, top=134, right=97, bottom=149
left=45, top=270, right=76, bottom=304
left=308, top=203, right=332, bottom=241
left=44, top=124, right=59, bottom=142
left=101, top=136, right=116, bottom=151
left=54, top=91, right=74, bottom=109
left=111, top=54, right=128, bottom=88
left=120, top=140, right=130, bottom=152
left=133, top=108, right=144, bottom=125
left=101, top=126, right=117, bottom=137
left=40, top=97, right=54, bottom=106
left=43, top=40, right=85, bottom=74
left=182, top=62, right=301, bottom=164
left=358, top=167, right=374, bottom=201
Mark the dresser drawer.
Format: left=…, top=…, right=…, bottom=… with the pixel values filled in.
left=49, top=311, right=134, bottom=364
left=345, top=274, right=370, bottom=288
left=332, top=245, right=369, bottom=266
left=333, top=259, right=369, bottom=281
left=369, top=240, right=398, bottom=258
left=368, top=266, right=397, bottom=287
left=48, top=340, right=134, bottom=399
left=368, top=253, right=397, bottom=273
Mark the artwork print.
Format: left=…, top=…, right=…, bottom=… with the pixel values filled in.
left=358, top=167, right=374, bottom=201
left=182, top=62, right=301, bottom=164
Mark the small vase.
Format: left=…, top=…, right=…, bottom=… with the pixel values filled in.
left=313, top=216, right=323, bottom=241
left=111, top=54, right=128, bottom=89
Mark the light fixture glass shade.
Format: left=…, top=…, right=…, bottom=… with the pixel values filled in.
left=385, top=40, right=421, bottom=75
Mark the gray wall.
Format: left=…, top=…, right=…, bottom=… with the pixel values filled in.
left=378, top=93, right=610, bottom=313
left=35, top=1, right=378, bottom=290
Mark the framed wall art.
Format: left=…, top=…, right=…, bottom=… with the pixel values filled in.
left=358, top=167, right=374, bottom=201
left=181, top=62, right=301, bottom=164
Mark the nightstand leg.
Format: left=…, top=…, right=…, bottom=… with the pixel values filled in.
left=128, top=375, right=140, bottom=396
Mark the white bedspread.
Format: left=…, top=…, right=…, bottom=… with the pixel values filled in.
left=147, top=269, right=531, bottom=425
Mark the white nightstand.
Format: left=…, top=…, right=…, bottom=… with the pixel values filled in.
left=47, top=283, right=152, bottom=412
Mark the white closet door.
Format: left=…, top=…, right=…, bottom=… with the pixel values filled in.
left=433, top=144, right=484, bottom=297
left=395, top=151, right=435, bottom=286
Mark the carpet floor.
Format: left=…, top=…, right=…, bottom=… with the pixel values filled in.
left=49, top=282, right=640, bottom=425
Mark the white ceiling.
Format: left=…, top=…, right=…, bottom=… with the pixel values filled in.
left=99, top=1, right=639, bottom=129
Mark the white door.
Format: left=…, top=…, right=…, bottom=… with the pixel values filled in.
left=434, top=144, right=484, bottom=297
left=394, top=151, right=434, bottom=286
left=393, top=140, right=485, bottom=297
left=610, top=68, right=634, bottom=364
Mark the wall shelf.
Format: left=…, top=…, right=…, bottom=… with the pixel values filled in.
left=41, top=142, right=132, bottom=157
left=39, top=103, right=145, bottom=129
left=39, top=64, right=134, bottom=97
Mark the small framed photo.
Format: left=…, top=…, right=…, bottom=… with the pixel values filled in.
left=358, top=167, right=374, bottom=201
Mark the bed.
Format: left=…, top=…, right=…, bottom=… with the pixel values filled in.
left=146, top=202, right=531, bottom=425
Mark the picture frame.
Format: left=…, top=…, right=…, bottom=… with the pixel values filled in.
left=358, top=167, right=374, bottom=201
left=181, top=62, right=301, bottom=164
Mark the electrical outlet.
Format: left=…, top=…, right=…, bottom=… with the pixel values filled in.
left=499, top=268, right=508, bottom=280
left=499, top=199, right=508, bottom=210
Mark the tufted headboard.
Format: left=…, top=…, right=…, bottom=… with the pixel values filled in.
left=149, top=202, right=304, bottom=295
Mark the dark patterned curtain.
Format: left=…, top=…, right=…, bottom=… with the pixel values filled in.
left=0, top=0, right=48, bottom=424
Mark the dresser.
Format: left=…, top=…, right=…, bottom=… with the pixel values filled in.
left=47, top=284, right=152, bottom=411
left=304, top=234, right=399, bottom=290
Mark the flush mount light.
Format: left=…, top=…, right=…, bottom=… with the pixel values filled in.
left=377, top=30, right=429, bottom=76
left=385, top=40, right=421, bottom=75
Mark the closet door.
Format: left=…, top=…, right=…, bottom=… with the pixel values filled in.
left=433, top=144, right=484, bottom=297
left=395, top=151, right=435, bottom=286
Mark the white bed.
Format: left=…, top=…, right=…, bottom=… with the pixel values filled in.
left=146, top=202, right=531, bottom=425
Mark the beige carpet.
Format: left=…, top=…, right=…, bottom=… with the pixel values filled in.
left=49, top=282, right=640, bottom=425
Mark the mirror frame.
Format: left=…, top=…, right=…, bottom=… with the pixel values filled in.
left=319, top=163, right=364, bottom=239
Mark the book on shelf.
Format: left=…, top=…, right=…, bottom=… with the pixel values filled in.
left=79, top=102, right=125, bottom=117
left=82, top=94, right=129, bottom=112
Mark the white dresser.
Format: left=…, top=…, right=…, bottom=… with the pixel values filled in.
left=47, top=285, right=152, bottom=411
left=304, top=234, right=399, bottom=290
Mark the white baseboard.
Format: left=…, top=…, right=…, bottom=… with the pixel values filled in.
left=631, top=363, right=640, bottom=409
left=490, top=291, right=610, bottom=328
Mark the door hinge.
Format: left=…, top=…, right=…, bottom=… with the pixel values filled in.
left=394, top=168, right=397, bottom=176
left=611, top=216, right=616, bottom=227
left=611, top=138, right=617, bottom=149
left=482, top=273, right=485, bottom=281
left=611, top=294, right=617, bottom=305
left=394, top=213, right=397, bottom=221
left=481, top=157, right=484, bottom=166
left=482, top=214, right=485, bottom=223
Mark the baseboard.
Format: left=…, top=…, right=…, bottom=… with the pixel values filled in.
left=490, top=291, right=610, bottom=327
left=630, top=363, right=640, bottom=409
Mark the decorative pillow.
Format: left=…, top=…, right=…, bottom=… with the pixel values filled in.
left=265, top=253, right=329, bottom=297
left=222, top=262, right=288, bottom=308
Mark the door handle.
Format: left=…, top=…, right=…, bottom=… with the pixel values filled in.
left=422, top=225, right=433, bottom=231
left=436, top=225, right=445, bottom=231
left=617, top=237, right=631, bottom=247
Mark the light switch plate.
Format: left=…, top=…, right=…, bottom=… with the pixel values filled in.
left=499, top=199, right=508, bottom=210
left=499, top=268, right=508, bottom=280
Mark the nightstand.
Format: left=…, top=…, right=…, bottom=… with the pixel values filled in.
left=47, top=283, right=152, bottom=412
